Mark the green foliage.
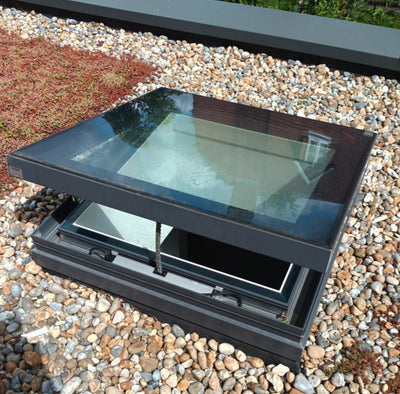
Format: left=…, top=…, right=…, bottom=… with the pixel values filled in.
left=221, top=0, right=400, bottom=29
left=0, top=118, right=5, bottom=132
left=0, top=118, right=16, bottom=139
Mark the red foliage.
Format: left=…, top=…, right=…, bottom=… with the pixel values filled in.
left=0, top=28, right=155, bottom=189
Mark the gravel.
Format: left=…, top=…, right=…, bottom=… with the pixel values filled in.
left=1, top=5, right=400, bottom=394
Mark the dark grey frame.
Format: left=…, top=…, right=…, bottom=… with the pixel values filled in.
left=31, top=200, right=328, bottom=372
left=7, top=154, right=333, bottom=272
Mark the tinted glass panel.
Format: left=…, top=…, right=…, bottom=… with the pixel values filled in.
left=10, top=88, right=376, bottom=246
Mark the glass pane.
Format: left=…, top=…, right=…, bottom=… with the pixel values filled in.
left=70, top=201, right=300, bottom=301
left=108, top=113, right=335, bottom=224
left=73, top=203, right=173, bottom=251
left=11, top=88, right=376, bottom=247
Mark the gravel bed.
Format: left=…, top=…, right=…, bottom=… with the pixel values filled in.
left=1, top=5, right=400, bottom=394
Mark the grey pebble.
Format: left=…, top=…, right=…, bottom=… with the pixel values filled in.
left=10, top=284, right=22, bottom=298
left=23, top=373, right=34, bottom=383
left=6, top=353, right=21, bottom=363
left=6, top=322, right=20, bottom=333
left=50, top=302, right=63, bottom=311
left=294, top=374, right=315, bottom=394
left=331, top=372, right=345, bottom=387
left=105, top=325, right=117, bottom=338
left=28, top=287, right=43, bottom=297
left=34, top=341, right=47, bottom=355
left=110, top=345, right=122, bottom=357
left=132, top=327, right=148, bottom=336
left=325, top=302, right=338, bottom=315
left=47, top=282, right=65, bottom=294
left=11, top=375, right=21, bottom=390
left=13, top=341, right=24, bottom=354
left=66, top=303, right=81, bottom=314
left=64, top=341, right=76, bottom=354
left=80, top=371, right=95, bottom=381
left=0, top=311, right=15, bottom=321
left=222, top=376, right=236, bottom=391
left=7, top=223, right=23, bottom=238
left=349, top=288, right=361, bottom=298
left=171, top=324, right=185, bottom=337
left=60, top=376, right=82, bottom=394
left=189, top=382, right=205, bottom=394
left=371, top=281, right=384, bottom=295
left=309, top=374, right=322, bottom=387
left=21, top=297, right=34, bottom=312
left=41, top=380, right=52, bottom=393
left=50, top=375, right=64, bottom=392
left=152, top=369, right=161, bottom=381
left=77, top=352, right=87, bottom=361
left=46, top=342, right=59, bottom=355
left=329, top=330, right=342, bottom=344
left=141, top=372, right=153, bottom=382
left=8, top=268, right=22, bottom=280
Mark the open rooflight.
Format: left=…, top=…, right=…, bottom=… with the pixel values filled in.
left=7, top=88, right=376, bottom=370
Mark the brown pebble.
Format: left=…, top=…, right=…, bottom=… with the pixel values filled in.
left=5, top=361, right=17, bottom=373
left=214, top=359, right=225, bottom=370
left=120, top=347, right=129, bottom=360
left=24, top=351, right=41, bottom=368
left=120, top=381, right=133, bottom=390
left=324, top=380, right=336, bottom=392
left=66, top=359, right=77, bottom=370
left=224, top=356, right=240, bottom=371
left=177, top=379, right=190, bottom=391
left=100, top=333, right=111, bottom=348
left=208, top=371, right=221, bottom=390
left=89, top=379, right=101, bottom=392
left=31, top=377, right=42, bottom=392
left=354, top=297, right=367, bottom=312
left=198, top=351, right=208, bottom=369
left=21, top=382, right=31, bottom=392
left=140, top=356, right=159, bottom=372
left=129, top=341, right=146, bottom=354
left=179, top=353, right=191, bottom=363
left=246, top=356, right=264, bottom=368
left=147, top=342, right=161, bottom=353
left=368, top=331, right=380, bottom=340
left=24, top=261, right=42, bottom=274
left=286, top=372, right=295, bottom=384
left=389, top=348, right=400, bottom=357
left=186, top=344, right=198, bottom=361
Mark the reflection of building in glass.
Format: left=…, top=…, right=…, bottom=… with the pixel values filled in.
left=293, top=131, right=334, bottom=186
left=305, top=131, right=332, bottom=166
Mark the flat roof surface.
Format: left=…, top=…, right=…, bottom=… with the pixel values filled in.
left=2, top=0, right=400, bottom=75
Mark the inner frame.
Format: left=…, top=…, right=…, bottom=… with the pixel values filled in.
left=72, top=202, right=293, bottom=294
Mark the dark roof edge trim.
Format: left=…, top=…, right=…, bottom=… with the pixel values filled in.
left=1, top=0, right=399, bottom=76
